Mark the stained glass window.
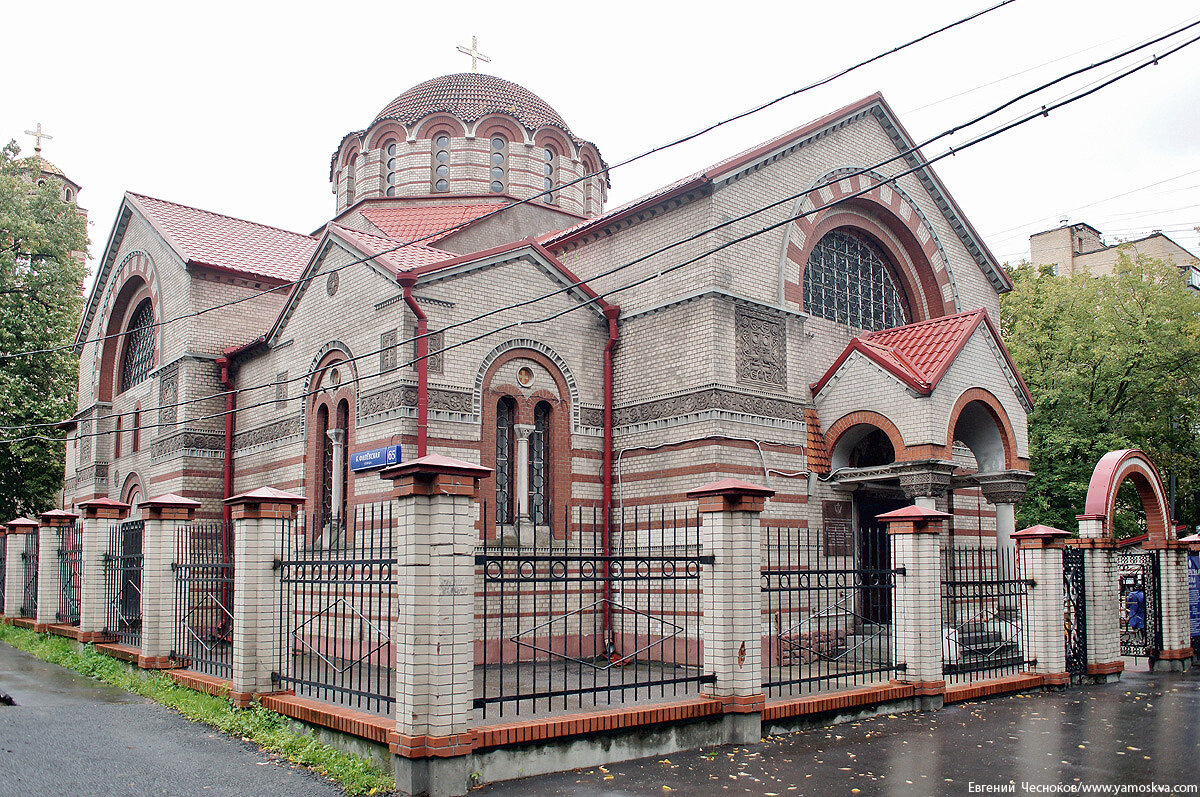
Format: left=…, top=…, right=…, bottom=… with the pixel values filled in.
left=802, top=229, right=910, bottom=331
left=495, top=397, right=515, bottom=525
left=119, top=299, right=155, bottom=393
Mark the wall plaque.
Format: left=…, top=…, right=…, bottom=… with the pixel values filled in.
left=822, top=500, right=854, bottom=556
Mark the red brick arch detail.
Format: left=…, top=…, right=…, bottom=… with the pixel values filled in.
left=474, top=116, right=527, bottom=145
left=787, top=176, right=954, bottom=320
left=534, top=128, right=573, bottom=158
left=825, top=410, right=907, bottom=465
left=366, top=121, right=410, bottom=151
left=414, top=115, right=467, bottom=140
left=1083, top=449, right=1171, bottom=544
left=944, top=387, right=1023, bottom=471
left=97, top=251, right=162, bottom=403
left=305, top=350, right=358, bottom=521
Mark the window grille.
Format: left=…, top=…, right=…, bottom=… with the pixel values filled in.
left=495, top=397, right=515, bottom=524
left=529, top=402, right=550, bottom=524
left=802, top=230, right=909, bottom=331
left=119, top=299, right=156, bottom=393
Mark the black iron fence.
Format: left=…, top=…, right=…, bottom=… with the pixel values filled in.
left=941, top=544, right=1031, bottom=683
left=20, top=532, right=38, bottom=619
left=104, top=520, right=144, bottom=647
left=1063, top=545, right=1087, bottom=679
left=173, top=521, right=234, bottom=679
left=762, top=524, right=900, bottom=696
left=274, top=504, right=396, bottom=715
left=475, top=505, right=711, bottom=720
left=56, top=521, right=83, bottom=625
left=1116, top=549, right=1161, bottom=658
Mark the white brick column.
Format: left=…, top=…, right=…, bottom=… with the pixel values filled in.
left=138, top=494, right=201, bottom=668
left=37, top=510, right=78, bottom=629
left=1013, top=525, right=1072, bottom=686
left=228, top=487, right=305, bottom=706
left=75, top=498, right=131, bottom=642
left=381, top=454, right=491, bottom=797
left=879, top=504, right=952, bottom=708
left=3, top=519, right=38, bottom=620
left=1073, top=514, right=1122, bottom=682
left=687, top=478, right=771, bottom=744
left=1148, top=541, right=1192, bottom=671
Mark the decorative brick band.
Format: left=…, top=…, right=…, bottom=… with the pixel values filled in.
left=762, top=682, right=915, bottom=722
left=713, top=693, right=766, bottom=714
left=1043, top=672, right=1071, bottom=686
left=943, top=673, right=1046, bottom=704
left=903, top=679, right=947, bottom=696
left=1156, top=647, right=1193, bottom=661
left=1086, top=661, right=1125, bottom=676
left=1063, top=538, right=1117, bottom=550
left=137, top=655, right=180, bottom=670
left=389, top=731, right=478, bottom=759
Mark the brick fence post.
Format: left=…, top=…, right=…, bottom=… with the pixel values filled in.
left=380, top=454, right=491, bottom=797
left=76, top=498, right=130, bottom=643
left=4, top=518, right=37, bottom=621
left=138, top=494, right=201, bottom=668
left=1071, top=514, right=1122, bottom=682
left=687, top=478, right=772, bottom=744
left=1012, top=524, right=1072, bottom=687
left=38, top=510, right=79, bottom=630
left=1144, top=536, right=1193, bottom=672
left=227, top=487, right=305, bottom=707
left=878, top=505, right=952, bottom=709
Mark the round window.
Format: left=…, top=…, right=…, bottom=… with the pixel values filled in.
left=491, top=137, right=506, bottom=150
left=386, top=142, right=397, bottom=156
left=436, top=150, right=449, bottom=163
left=435, top=135, right=449, bottom=149
left=491, top=166, right=504, bottom=181
left=326, top=271, right=339, bottom=297
left=490, top=181, right=503, bottom=193
left=435, top=179, right=449, bottom=192
left=517, top=367, right=534, bottom=387
left=491, top=152, right=504, bottom=166
left=436, top=164, right=449, bottom=177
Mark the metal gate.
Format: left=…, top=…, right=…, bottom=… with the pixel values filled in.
left=57, top=522, right=83, bottom=625
left=20, top=532, right=38, bottom=619
left=105, top=520, right=144, bottom=647
left=1063, top=546, right=1087, bottom=677
left=1117, top=549, right=1161, bottom=658
left=173, top=521, right=234, bottom=679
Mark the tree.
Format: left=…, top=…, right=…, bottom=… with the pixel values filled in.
left=0, top=141, right=88, bottom=519
left=1000, top=253, right=1200, bottom=533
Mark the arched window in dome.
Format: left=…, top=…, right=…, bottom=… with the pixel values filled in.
left=384, top=140, right=400, bottom=197
left=802, top=229, right=910, bottom=331
left=119, top=298, right=155, bottom=393
left=345, top=153, right=358, bottom=205
left=542, top=146, right=557, bottom=204
left=432, top=135, right=451, bottom=192
left=581, top=158, right=595, bottom=216
left=490, top=136, right=507, bottom=193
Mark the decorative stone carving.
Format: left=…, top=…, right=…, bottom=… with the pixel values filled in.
left=151, top=431, right=223, bottom=459
left=412, top=325, right=444, bottom=375
left=579, top=406, right=604, bottom=428
left=613, top=387, right=805, bottom=427
left=358, top=385, right=473, bottom=419
left=897, top=461, right=957, bottom=500
left=158, top=366, right=179, bottom=427
left=736, top=304, right=786, bottom=387
left=326, top=271, right=339, bottom=297
left=975, top=470, right=1034, bottom=505
left=79, top=418, right=92, bottom=462
left=234, top=415, right=303, bottom=450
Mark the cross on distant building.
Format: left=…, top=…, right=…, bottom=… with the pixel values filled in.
left=456, top=36, right=491, bottom=72
left=23, top=122, right=53, bottom=154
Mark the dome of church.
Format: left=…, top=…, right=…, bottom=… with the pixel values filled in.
left=374, top=73, right=573, bottom=134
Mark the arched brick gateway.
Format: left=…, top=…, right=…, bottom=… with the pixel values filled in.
left=1082, top=448, right=1171, bottom=544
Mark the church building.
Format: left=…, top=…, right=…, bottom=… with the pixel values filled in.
left=63, top=68, right=1034, bottom=551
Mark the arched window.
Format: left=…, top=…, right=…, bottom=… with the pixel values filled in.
left=113, top=414, right=123, bottom=459
left=335, top=399, right=350, bottom=523
left=542, top=147, right=557, bottom=204
left=132, top=407, right=141, bottom=453
left=530, top=402, right=551, bottom=524
left=384, top=140, right=400, bottom=197
left=119, top=299, right=155, bottom=393
left=495, top=396, right=516, bottom=524
left=582, top=158, right=595, bottom=216
left=345, top=153, right=358, bottom=205
left=316, top=404, right=331, bottom=521
left=802, top=229, right=910, bottom=331
left=489, top=136, right=507, bottom=193
left=432, top=135, right=450, bottom=192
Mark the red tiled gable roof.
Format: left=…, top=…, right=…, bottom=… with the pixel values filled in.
left=375, top=73, right=572, bottom=133
left=804, top=408, right=831, bottom=475
left=326, top=223, right=452, bottom=275
left=358, top=203, right=508, bottom=245
left=128, top=193, right=316, bottom=282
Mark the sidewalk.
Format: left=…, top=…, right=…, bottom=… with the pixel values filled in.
left=0, top=641, right=344, bottom=797
left=480, top=665, right=1200, bottom=796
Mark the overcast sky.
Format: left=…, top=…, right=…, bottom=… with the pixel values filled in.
left=4, top=0, right=1198, bottom=287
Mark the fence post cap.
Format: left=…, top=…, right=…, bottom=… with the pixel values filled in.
left=224, top=487, right=306, bottom=506
left=76, top=497, right=131, bottom=510
left=686, top=478, right=775, bottom=499
left=380, top=453, right=493, bottom=482
left=141, top=493, right=203, bottom=509
left=4, top=517, right=38, bottom=532
left=1013, top=524, right=1073, bottom=539
left=875, top=505, right=952, bottom=523
left=39, top=509, right=80, bottom=525
left=1179, top=533, right=1200, bottom=543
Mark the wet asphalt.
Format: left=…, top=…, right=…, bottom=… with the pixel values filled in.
left=479, top=663, right=1200, bottom=797
left=0, top=641, right=343, bottom=797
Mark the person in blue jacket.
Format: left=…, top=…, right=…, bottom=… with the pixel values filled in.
left=1127, top=583, right=1146, bottom=631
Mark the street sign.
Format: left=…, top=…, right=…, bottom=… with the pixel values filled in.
left=349, top=444, right=402, bottom=472
left=1188, top=553, right=1199, bottom=637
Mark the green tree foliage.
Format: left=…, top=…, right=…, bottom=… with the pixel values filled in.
left=1000, top=253, right=1200, bottom=532
left=0, top=141, right=87, bottom=519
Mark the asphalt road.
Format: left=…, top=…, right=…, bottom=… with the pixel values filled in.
left=0, top=641, right=345, bottom=797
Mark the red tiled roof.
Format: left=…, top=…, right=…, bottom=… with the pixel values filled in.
left=326, top=223, right=452, bottom=275
left=358, top=203, right=508, bottom=245
left=804, top=408, right=831, bottom=475
left=128, top=193, right=316, bottom=282
left=375, top=73, right=572, bottom=133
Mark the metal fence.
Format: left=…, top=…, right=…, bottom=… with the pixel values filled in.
left=1116, top=549, right=1161, bottom=658
left=1063, top=545, right=1087, bottom=679
left=762, top=524, right=900, bottom=697
left=20, top=531, right=38, bottom=619
left=275, top=503, right=396, bottom=715
left=475, top=505, right=711, bottom=720
left=941, top=544, right=1031, bottom=684
left=105, top=520, right=144, bottom=647
left=173, top=520, right=234, bottom=679
left=56, top=521, right=83, bottom=625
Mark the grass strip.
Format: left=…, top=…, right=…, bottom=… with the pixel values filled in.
left=0, top=624, right=395, bottom=795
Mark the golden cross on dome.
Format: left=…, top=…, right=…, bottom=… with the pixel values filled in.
left=23, top=122, right=53, bottom=154
left=456, top=36, right=491, bottom=72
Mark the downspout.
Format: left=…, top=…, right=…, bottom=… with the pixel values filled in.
left=399, top=275, right=428, bottom=457
left=602, top=305, right=620, bottom=653
left=217, top=356, right=235, bottom=525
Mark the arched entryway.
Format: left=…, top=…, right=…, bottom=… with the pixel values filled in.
left=305, top=346, right=357, bottom=546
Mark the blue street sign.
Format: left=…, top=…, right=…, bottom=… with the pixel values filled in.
left=1188, top=554, right=1199, bottom=637
left=349, top=444, right=402, bottom=472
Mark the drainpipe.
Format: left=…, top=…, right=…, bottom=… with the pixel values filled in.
left=217, top=356, right=235, bottom=525
left=602, top=305, right=620, bottom=653
left=399, top=275, right=428, bottom=457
